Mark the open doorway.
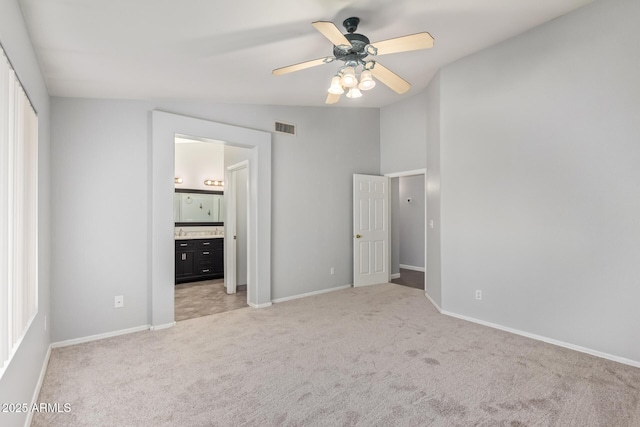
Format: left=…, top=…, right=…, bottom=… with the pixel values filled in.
left=151, top=110, right=272, bottom=330
left=387, top=170, right=426, bottom=291
left=172, top=136, right=250, bottom=321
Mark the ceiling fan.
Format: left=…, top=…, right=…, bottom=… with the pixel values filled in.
left=272, top=17, right=433, bottom=104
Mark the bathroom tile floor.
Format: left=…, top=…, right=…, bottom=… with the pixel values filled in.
left=175, top=279, right=247, bottom=321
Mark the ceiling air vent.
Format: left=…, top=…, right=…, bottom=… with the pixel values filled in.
left=274, top=121, right=296, bottom=136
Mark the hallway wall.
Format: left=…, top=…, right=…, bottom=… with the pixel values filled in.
left=398, top=175, right=425, bottom=269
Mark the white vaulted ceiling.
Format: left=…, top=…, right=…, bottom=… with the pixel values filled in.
left=18, top=0, right=594, bottom=107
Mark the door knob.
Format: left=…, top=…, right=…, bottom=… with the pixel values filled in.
left=355, top=234, right=362, bottom=239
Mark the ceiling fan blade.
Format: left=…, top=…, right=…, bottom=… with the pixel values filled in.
left=312, top=21, right=352, bottom=47
left=326, top=92, right=342, bottom=105
left=371, top=32, right=434, bottom=56
left=272, top=57, right=333, bottom=76
left=369, top=63, right=411, bottom=94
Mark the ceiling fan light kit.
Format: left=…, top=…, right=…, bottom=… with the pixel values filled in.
left=340, top=66, right=358, bottom=88
left=358, top=70, right=376, bottom=91
left=273, top=17, right=433, bottom=104
left=346, top=86, right=363, bottom=99
left=328, top=76, right=345, bottom=94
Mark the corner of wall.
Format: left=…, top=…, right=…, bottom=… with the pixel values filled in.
left=425, top=73, right=442, bottom=309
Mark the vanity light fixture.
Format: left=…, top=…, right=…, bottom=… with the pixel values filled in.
left=204, top=179, right=224, bottom=186
left=174, top=177, right=183, bottom=184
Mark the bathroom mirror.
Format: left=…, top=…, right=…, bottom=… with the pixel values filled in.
left=174, top=189, right=224, bottom=225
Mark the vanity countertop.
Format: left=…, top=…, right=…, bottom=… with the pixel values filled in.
left=175, top=234, right=224, bottom=240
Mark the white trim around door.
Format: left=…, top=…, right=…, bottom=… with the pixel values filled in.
left=151, top=111, right=272, bottom=328
left=225, top=160, right=249, bottom=297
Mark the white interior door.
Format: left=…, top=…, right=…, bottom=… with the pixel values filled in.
left=225, top=160, right=249, bottom=296
left=225, top=167, right=238, bottom=294
left=353, top=174, right=390, bottom=287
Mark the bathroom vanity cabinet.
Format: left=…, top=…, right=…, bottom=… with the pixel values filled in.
left=175, top=238, right=224, bottom=284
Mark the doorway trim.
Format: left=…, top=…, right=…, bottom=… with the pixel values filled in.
left=225, top=160, right=249, bottom=298
left=384, top=168, right=427, bottom=292
left=150, top=111, right=272, bottom=329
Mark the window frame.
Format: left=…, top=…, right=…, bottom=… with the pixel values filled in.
left=0, top=41, right=39, bottom=379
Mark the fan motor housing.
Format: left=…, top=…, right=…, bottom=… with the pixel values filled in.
left=333, top=33, right=370, bottom=61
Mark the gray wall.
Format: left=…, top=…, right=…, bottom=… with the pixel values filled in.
left=51, top=98, right=379, bottom=341
left=51, top=100, right=149, bottom=340
left=380, top=78, right=438, bottom=302
left=425, top=73, right=442, bottom=306
left=0, top=0, right=52, bottom=426
left=439, top=0, right=640, bottom=362
left=380, top=91, right=428, bottom=174
left=398, top=175, right=425, bottom=268
left=379, top=0, right=639, bottom=363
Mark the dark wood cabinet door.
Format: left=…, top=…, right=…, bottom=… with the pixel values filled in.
left=175, top=250, right=195, bottom=277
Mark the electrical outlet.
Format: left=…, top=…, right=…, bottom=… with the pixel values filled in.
left=44, top=315, right=47, bottom=331
left=475, top=290, right=482, bottom=300
left=429, top=220, right=434, bottom=229
left=330, top=267, right=335, bottom=275
left=114, top=295, right=124, bottom=308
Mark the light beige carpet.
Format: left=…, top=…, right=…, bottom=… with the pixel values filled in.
left=33, top=284, right=639, bottom=426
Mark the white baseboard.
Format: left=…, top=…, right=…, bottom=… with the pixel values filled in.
left=24, top=345, right=52, bottom=427
left=353, top=282, right=388, bottom=288
left=150, top=322, right=176, bottom=331
left=424, top=291, right=442, bottom=313
left=248, top=301, right=273, bottom=308
left=399, top=264, right=425, bottom=272
left=441, top=310, right=640, bottom=369
left=272, top=284, right=352, bottom=304
left=390, top=273, right=401, bottom=279
left=51, top=325, right=150, bottom=348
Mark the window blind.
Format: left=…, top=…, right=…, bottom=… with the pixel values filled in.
left=0, top=44, right=38, bottom=376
